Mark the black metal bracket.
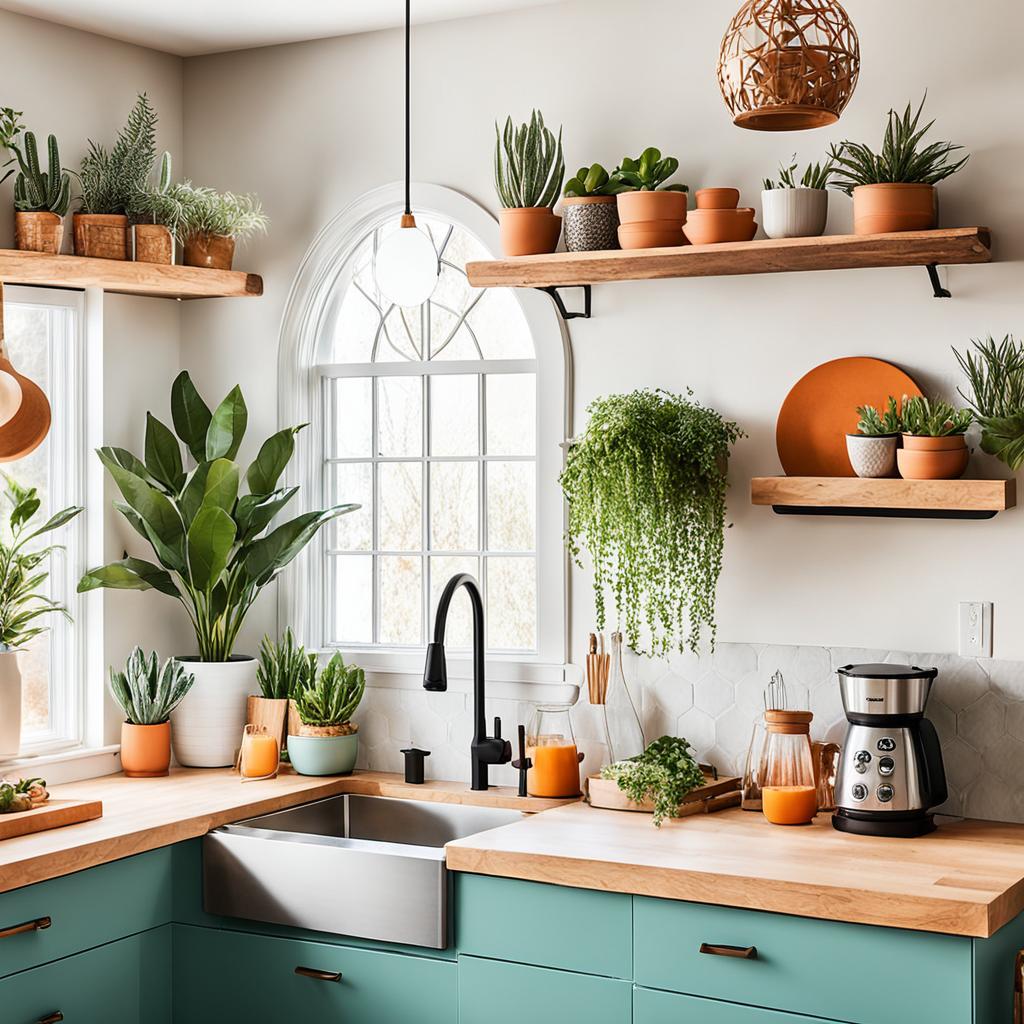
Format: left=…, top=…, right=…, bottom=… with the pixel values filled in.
left=537, top=285, right=591, bottom=321
left=771, top=505, right=996, bottom=521
left=927, top=264, right=951, bottom=298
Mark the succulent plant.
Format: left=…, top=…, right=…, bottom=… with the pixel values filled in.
left=955, top=335, right=1024, bottom=470
left=901, top=394, right=973, bottom=437
left=611, top=148, right=688, bottom=193
left=856, top=396, right=903, bottom=435
left=293, top=653, right=365, bottom=727
left=494, top=110, right=564, bottom=209
left=257, top=627, right=316, bottom=700
left=763, top=154, right=837, bottom=192
left=563, top=163, right=626, bottom=198
left=108, top=647, right=195, bottom=726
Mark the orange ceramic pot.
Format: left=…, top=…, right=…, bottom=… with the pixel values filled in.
left=684, top=207, right=758, bottom=245
left=184, top=232, right=236, bottom=270
left=120, top=721, right=171, bottom=778
left=73, top=213, right=130, bottom=260
left=852, top=184, right=937, bottom=235
left=897, top=434, right=968, bottom=480
left=498, top=207, right=561, bottom=257
left=695, top=188, right=740, bottom=210
left=616, top=190, right=688, bottom=226
left=617, top=220, right=687, bottom=249
left=15, top=211, right=64, bottom=254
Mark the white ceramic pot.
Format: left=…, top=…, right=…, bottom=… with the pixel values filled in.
left=846, top=434, right=899, bottom=478
left=170, top=656, right=257, bottom=768
left=761, top=188, right=829, bottom=239
left=0, top=650, right=21, bottom=758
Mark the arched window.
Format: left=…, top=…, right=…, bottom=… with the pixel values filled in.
left=280, top=185, right=570, bottom=684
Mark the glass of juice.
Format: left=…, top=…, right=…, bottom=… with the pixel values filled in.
left=239, top=724, right=280, bottom=781
left=761, top=710, right=817, bottom=825
left=526, top=703, right=582, bottom=798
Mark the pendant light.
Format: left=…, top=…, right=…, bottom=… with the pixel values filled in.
left=717, top=0, right=860, bottom=132
left=373, top=0, right=439, bottom=308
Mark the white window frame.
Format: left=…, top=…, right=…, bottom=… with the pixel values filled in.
left=279, top=183, right=574, bottom=697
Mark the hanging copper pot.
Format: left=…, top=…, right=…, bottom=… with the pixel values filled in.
left=0, top=283, right=52, bottom=461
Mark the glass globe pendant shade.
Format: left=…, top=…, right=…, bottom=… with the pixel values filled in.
left=0, top=370, right=22, bottom=429
left=373, top=214, right=439, bottom=307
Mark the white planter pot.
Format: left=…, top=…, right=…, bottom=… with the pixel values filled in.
left=761, top=188, right=828, bottom=239
left=846, top=434, right=899, bottom=478
left=170, top=657, right=257, bottom=768
left=0, top=650, right=21, bottom=758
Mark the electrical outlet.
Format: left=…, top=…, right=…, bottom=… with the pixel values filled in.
left=959, top=601, right=992, bottom=658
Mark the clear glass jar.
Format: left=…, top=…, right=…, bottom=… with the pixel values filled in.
left=740, top=714, right=767, bottom=811
left=761, top=710, right=817, bottom=825
left=603, top=632, right=645, bottom=764
left=526, top=703, right=582, bottom=798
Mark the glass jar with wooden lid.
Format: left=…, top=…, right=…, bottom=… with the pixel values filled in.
left=762, top=710, right=817, bottom=826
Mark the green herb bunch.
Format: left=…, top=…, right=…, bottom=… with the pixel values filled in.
left=494, top=110, right=564, bottom=209
left=763, top=154, right=836, bottom=191
left=856, top=396, right=902, bottom=435
left=175, top=185, right=269, bottom=244
left=612, top=148, right=688, bottom=193
left=560, top=389, right=743, bottom=656
left=257, top=628, right=316, bottom=700
left=563, top=163, right=627, bottom=198
left=293, top=653, right=365, bottom=728
left=955, top=335, right=1024, bottom=469
left=901, top=395, right=973, bottom=436
left=600, top=735, right=705, bottom=827
left=108, top=647, right=194, bottom=726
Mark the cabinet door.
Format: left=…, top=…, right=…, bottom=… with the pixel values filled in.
left=172, top=924, right=456, bottom=1023
left=635, top=986, right=841, bottom=1023
left=459, top=955, right=632, bottom=1024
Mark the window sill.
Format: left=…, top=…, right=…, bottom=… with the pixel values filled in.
left=0, top=744, right=121, bottom=786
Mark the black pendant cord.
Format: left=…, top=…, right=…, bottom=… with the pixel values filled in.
left=404, top=0, right=411, bottom=217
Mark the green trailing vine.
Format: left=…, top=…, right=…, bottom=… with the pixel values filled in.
left=560, top=389, right=742, bottom=656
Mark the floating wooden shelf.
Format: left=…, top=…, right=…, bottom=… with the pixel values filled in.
left=0, top=249, right=263, bottom=299
left=466, top=227, right=991, bottom=290
left=751, top=476, right=1016, bottom=520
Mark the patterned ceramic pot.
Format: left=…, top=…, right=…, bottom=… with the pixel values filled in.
left=562, top=196, right=620, bottom=252
left=846, top=433, right=898, bottom=478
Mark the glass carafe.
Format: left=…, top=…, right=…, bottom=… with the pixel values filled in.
left=761, top=710, right=817, bottom=826
left=740, top=714, right=767, bottom=811
left=603, top=632, right=645, bottom=764
left=526, top=703, right=582, bottom=798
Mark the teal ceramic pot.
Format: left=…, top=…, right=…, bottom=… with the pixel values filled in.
left=287, top=732, right=358, bottom=776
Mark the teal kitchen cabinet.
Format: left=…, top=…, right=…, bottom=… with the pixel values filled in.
left=635, top=986, right=843, bottom=1023
left=459, top=954, right=633, bottom=1024
left=172, top=923, right=457, bottom=1024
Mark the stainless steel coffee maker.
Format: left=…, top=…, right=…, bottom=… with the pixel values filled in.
left=832, top=664, right=948, bottom=838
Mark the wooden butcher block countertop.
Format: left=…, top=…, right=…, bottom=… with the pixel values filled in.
left=445, top=802, right=1024, bottom=938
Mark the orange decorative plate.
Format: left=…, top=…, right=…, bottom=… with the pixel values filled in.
left=777, top=357, right=921, bottom=477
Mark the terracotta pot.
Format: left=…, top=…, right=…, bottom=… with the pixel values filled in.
left=852, top=184, right=937, bottom=235
left=562, top=196, right=619, bottom=252
left=120, top=721, right=171, bottom=778
left=684, top=208, right=758, bottom=245
left=497, top=208, right=561, bottom=257
left=14, top=211, right=64, bottom=254
left=695, top=188, right=740, bottom=210
left=134, top=223, right=174, bottom=265
left=616, top=190, right=688, bottom=226
left=897, top=434, right=968, bottom=480
left=845, top=433, right=898, bottom=478
left=761, top=188, right=829, bottom=239
left=617, top=220, right=687, bottom=250
left=183, top=233, right=236, bottom=270
left=73, top=213, right=130, bottom=260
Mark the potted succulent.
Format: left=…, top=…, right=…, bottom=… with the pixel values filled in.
left=955, top=335, right=1024, bottom=471
left=129, top=152, right=176, bottom=265
left=176, top=184, right=269, bottom=271
left=562, top=164, right=625, bottom=252
left=0, top=110, right=71, bottom=254
left=252, top=628, right=315, bottom=753
left=287, top=653, right=366, bottom=776
left=494, top=110, right=564, bottom=257
left=761, top=155, right=836, bottom=239
left=897, top=395, right=973, bottom=480
left=831, top=96, right=968, bottom=235
left=612, top=148, right=689, bottom=249
left=0, top=476, right=82, bottom=758
left=848, top=397, right=902, bottom=478
left=108, top=647, right=194, bottom=777
left=78, top=371, right=357, bottom=767
left=75, top=93, right=160, bottom=260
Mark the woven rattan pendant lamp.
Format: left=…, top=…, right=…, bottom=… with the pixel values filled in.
left=717, top=0, right=860, bottom=131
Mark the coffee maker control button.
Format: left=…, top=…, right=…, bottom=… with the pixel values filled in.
left=851, top=783, right=868, bottom=801
left=854, top=750, right=871, bottom=773
left=876, top=784, right=895, bottom=803
left=877, top=737, right=897, bottom=753
left=878, top=756, right=895, bottom=777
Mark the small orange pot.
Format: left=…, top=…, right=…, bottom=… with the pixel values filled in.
left=616, top=190, right=688, bottom=226
left=617, top=220, right=686, bottom=249
left=120, top=721, right=171, bottom=778
left=184, top=233, right=236, bottom=270
left=14, top=211, right=64, bottom=254
left=852, top=184, right=937, bottom=235
left=134, top=223, right=174, bottom=265
left=684, top=208, right=758, bottom=245
left=73, top=213, right=130, bottom=260
left=498, top=208, right=561, bottom=257
left=695, top=188, right=740, bottom=210
left=897, top=434, right=968, bottom=479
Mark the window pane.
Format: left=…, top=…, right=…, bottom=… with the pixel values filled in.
left=486, top=374, right=536, bottom=456
left=430, top=375, right=479, bottom=456
left=330, top=463, right=372, bottom=551
left=430, top=462, right=479, bottom=551
left=468, top=288, right=535, bottom=359
left=486, top=557, right=536, bottom=651
left=379, top=555, right=423, bottom=645
left=378, top=462, right=422, bottom=551
left=20, top=640, right=50, bottom=735
left=487, top=462, right=536, bottom=552
left=329, top=377, right=372, bottom=458
left=377, top=376, right=422, bottom=457
left=429, top=555, right=479, bottom=650
left=331, top=555, right=373, bottom=644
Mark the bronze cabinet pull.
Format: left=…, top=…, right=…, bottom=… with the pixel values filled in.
left=37, top=1013, right=64, bottom=1023
left=699, top=942, right=758, bottom=960
left=0, top=916, right=51, bottom=940
left=294, top=966, right=342, bottom=982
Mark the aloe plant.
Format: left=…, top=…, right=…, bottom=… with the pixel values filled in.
left=763, top=154, right=837, bottom=192
left=108, top=647, right=194, bottom=725
left=1, top=126, right=71, bottom=215
left=78, top=372, right=358, bottom=661
left=901, top=395, right=973, bottom=437
left=611, top=148, right=688, bottom=193
left=563, top=163, right=627, bottom=198
left=494, top=110, right=564, bottom=209
left=257, top=627, right=316, bottom=700
left=293, top=653, right=365, bottom=727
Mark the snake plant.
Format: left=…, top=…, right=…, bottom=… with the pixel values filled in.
left=494, top=110, right=564, bottom=209
left=108, top=647, right=195, bottom=725
left=257, top=628, right=316, bottom=700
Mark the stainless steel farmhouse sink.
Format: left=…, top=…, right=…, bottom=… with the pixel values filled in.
left=203, top=794, right=522, bottom=948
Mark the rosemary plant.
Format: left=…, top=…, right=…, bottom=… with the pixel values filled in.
left=257, top=628, right=316, bottom=700
left=292, top=653, right=365, bottom=728
left=108, top=647, right=194, bottom=725
left=176, top=185, right=269, bottom=243
left=955, top=335, right=1024, bottom=470
left=560, top=389, right=743, bottom=657
left=494, top=110, right=564, bottom=209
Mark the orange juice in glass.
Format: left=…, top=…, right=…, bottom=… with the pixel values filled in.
left=526, top=703, right=582, bottom=798
left=761, top=710, right=817, bottom=826
left=240, top=725, right=280, bottom=780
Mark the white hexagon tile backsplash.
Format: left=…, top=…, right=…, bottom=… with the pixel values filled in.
left=353, top=643, right=1024, bottom=825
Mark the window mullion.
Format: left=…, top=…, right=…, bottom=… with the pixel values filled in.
left=479, top=372, right=488, bottom=648
left=421, top=373, right=429, bottom=646
left=371, top=376, right=380, bottom=645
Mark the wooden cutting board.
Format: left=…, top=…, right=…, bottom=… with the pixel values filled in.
left=0, top=799, right=102, bottom=841
left=587, top=771, right=740, bottom=817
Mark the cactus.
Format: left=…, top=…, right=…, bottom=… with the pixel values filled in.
left=108, top=647, right=195, bottom=726
left=494, top=110, right=564, bottom=209
left=11, top=131, right=71, bottom=215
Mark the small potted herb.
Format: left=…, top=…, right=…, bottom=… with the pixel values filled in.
left=287, top=653, right=366, bottom=776
left=612, top=148, right=689, bottom=249
left=831, top=95, right=968, bottom=235
left=848, top=396, right=902, bottom=478
left=955, top=335, right=1024, bottom=471
left=176, top=184, right=269, bottom=270
left=897, top=395, right=973, bottom=480
left=494, top=110, right=564, bottom=257
left=562, top=163, right=625, bottom=252
left=108, top=648, right=194, bottom=778
left=253, top=628, right=316, bottom=753
left=761, top=154, right=836, bottom=239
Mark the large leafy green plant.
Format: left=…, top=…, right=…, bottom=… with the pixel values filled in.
left=955, top=335, right=1024, bottom=470
left=560, top=389, right=742, bottom=657
left=78, top=372, right=356, bottom=661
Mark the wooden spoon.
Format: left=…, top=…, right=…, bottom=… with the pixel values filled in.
left=0, top=282, right=51, bottom=461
